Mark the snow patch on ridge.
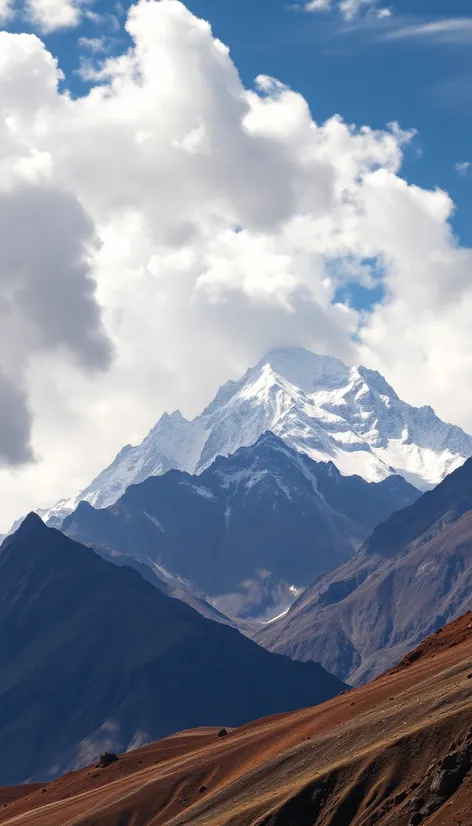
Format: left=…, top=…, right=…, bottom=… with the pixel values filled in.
left=178, top=482, right=217, bottom=500
left=144, top=512, right=165, bottom=532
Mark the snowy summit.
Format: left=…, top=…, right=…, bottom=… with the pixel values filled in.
left=41, top=348, right=472, bottom=526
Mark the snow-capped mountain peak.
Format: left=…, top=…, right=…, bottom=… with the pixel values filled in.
left=255, top=348, right=350, bottom=393
left=38, top=347, right=472, bottom=526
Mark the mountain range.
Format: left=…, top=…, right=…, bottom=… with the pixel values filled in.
left=4, top=346, right=472, bottom=786
left=37, top=347, right=472, bottom=529
left=4, top=610, right=472, bottom=826
left=62, top=432, right=419, bottom=620
left=0, top=514, right=345, bottom=785
left=255, top=454, right=472, bottom=684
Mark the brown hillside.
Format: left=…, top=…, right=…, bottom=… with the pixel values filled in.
left=3, top=613, right=472, bottom=826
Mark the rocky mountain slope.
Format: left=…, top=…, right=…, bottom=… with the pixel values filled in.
left=255, top=456, right=472, bottom=684
left=62, top=432, right=419, bottom=620
left=4, top=612, right=472, bottom=826
left=0, top=514, right=345, bottom=785
left=40, top=347, right=472, bottom=527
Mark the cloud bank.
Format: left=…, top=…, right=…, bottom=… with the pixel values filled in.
left=1, top=0, right=472, bottom=527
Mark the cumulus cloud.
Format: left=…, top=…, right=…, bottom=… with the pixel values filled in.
left=25, top=0, right=84, bottom=31
left=0, top=373, right=33, bottom=465
left=0, top=0, right=472, bottom=527
left=0, top=33, right=111, bottom=476
left=1, top=0, right=88, bottom=31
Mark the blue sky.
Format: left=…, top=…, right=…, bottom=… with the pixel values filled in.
left=8, top=0, right=472, bottom=253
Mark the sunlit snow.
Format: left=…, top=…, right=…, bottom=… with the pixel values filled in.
left=39, top=348, right=472, bottom=525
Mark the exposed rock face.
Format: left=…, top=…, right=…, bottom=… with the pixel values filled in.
left=96, top=753, right=118, bottom=769
left=405, top=738, right=472, bottom=824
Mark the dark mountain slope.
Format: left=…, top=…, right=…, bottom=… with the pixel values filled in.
left=105, top=552, right=238, bottom=628
left=363, top=455, right=472, bottom=557
left=0, top=514, right=345, bottom=785
left=255, top=458, right=472, bottom=684
left=62, top=432, right=419, bottom=619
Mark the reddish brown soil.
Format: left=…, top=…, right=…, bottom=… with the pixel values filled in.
left=3, top=613, right=472, bottom=826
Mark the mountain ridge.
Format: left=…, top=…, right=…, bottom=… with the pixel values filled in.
left=254, top=455, right=472, bottom=685
left=62, top=432, right=419, bottom=620
left=0, top=513, right=345, bottom=784
left=35, top=347, right=472, bottom=528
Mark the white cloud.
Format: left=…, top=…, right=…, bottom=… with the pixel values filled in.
left=384, top=18, right=472, bottom=43
left=456, top=161, right=470, bottom=176
left=83, top=9, right=121, bottom=31
left=1, top=0, right=472, bottom=528
left=25, top=0, right=85, bottom=31
left=0, top=0, right=14, bottom=22
left=304, top=0, right=391, bottom=20
left=304, top=0, right=332, bottom=11
left=2, top=0, right=90, bottom=32
left=77, top=34, right=119, bottom=79
left=375, top=7, right=391, bottom=19
left=339, top=0, right=385, bottom=20
left=0, top=33, right=111, bottom=467
left=78, top=36, right=109, bottom=53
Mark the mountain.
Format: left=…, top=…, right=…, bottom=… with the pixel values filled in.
left=255, top=456, right=472, bottom=685
left=96, top=551, right=239, bottom=629
left=0, top=514, right=345, bottom=785
left=62, top=433, right=419, bottom=620
left=5, top=612, right=472, bottom=826
left=39, top=347, right=472, bottom=528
